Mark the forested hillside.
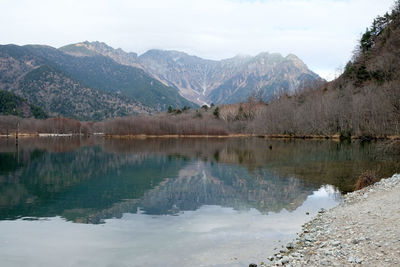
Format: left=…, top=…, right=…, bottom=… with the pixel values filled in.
left=0, top=90, right=47, bottom=118
left=24, top=45, right=197, bottom=110
left=0, top=44, right=196, bottom=121
left=15, top=65, right=150, bottom=120
left=246, top=2, right=400, bottom=138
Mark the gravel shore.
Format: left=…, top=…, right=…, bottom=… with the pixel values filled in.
left=260, top=174, right=400, bottom=267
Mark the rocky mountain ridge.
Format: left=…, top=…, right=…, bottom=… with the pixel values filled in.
left=0, top=41, right=322, bottom=120
left=61, top=41, right=322, bottom=105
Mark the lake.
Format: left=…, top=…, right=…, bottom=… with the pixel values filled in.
left=0, top=137, right=398, bottom=266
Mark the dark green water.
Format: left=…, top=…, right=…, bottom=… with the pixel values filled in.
left=0, top=137, right=398, bottom=266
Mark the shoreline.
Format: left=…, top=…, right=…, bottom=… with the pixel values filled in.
left=260, top=174, right=400, bottom=266
left=1, top=133, right=399, bottom=140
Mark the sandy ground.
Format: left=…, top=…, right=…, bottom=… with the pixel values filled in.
left=260, top=174, right=400, bottom=266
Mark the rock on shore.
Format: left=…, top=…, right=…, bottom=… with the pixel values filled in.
left=261, top=174, right=400, bottom=267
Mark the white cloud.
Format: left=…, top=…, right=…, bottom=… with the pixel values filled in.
left=0, top=0, right=395, bottom=80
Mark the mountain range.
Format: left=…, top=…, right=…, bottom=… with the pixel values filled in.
left=0, top=41, right=321, bottom=120
left=61, top=41, right=322, bottom=105
left=0, top=44, right=196, bottom=120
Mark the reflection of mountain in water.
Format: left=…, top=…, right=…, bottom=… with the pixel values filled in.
left=0, top=137, right=398, bottom=224
left=100, top=137, right=400, bottom=192
left=0, top=146, right=185, bottom=223
left=140, top=162, right=314, bottom=215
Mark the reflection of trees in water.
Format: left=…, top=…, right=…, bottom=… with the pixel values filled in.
left=0, top=145, right=184, bottom=222
left=0, top=137, right=93, bottom=153
left=0, top=137, right=398, bottom=223
left=0, top=148, right=45, bottom=208
left=99, top=137, right=400, bottom=192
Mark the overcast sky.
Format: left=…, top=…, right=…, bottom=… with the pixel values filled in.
left=0, top=0, right=395, bottom=80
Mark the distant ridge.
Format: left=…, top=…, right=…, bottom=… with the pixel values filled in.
left=0, top=41, right=321, bottom=120
left=61, top=41, right=322, bottom=105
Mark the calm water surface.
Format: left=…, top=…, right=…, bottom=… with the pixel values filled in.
left=0, top=137, right=398, bottom=266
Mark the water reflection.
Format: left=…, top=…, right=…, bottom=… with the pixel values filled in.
left=1, top=137, right=397, bottom=266
left=0, top=137, right=398, bottom=225
left=140, top=161, right=315, bottom=216
left=0, top=186, right=341, bottom=267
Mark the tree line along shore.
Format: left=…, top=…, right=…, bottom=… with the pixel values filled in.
left=0, top=94, right=399, bottom=141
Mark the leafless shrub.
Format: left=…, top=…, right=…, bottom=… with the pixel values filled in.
left=354, top=170, right=380, bottom=190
